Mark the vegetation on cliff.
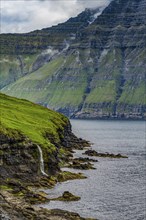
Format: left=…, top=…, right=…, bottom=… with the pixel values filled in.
left=0, top=93, right=68, bottom=150
left=0, top=93, right=94, bottom=219
left=0, top=92, right=91, bottom=181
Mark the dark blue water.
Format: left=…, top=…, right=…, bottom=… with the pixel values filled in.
left=40, top=120, right=146, bottom=220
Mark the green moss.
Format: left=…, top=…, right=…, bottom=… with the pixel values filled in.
left=51, top=191, right=81, bottom=201
left=57, top=171, right=87, bottom=182
left=0, top=150, right=4, bottom=155
left=13, top=192, right=24, bottom=197
left=0, top=185, right=13, bottom=190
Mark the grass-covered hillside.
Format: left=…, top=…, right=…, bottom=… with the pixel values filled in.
left=0, top=0, right=146, bottom=119
left=0, top=93, right=68, bottom=151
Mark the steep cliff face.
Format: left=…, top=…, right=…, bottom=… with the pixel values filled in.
left=0, top=130, right=40, bottom=182
left=0, top=0, right=146, bottom=119
left=70, top=0, right=146, bottom=119
left=77, top=0, right=146, bottom=119
left=0, top=93, right=92, bottom=220
left=0, top=93, right=84, bottom=185
left=0, top=93, right=91, bottom=187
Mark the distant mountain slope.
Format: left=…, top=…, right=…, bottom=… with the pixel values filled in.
left=0, top=0, right=146, bottom=119
left=0, top=8, right=100, bottom=89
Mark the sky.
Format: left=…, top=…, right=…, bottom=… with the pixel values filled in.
left=1, top=0, right=112, bottom=33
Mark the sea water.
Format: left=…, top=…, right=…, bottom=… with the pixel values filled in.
left=40, top=120, right=146, bottom=220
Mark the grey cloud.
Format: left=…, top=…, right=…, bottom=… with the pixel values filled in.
left=77, top=0, right=112, bottom=8
left=2, top=15, right=29, bottom=24
left=1, top=0, right=112, bottom=33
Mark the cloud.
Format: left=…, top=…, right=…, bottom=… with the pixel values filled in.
left=77, top=0, right=112, bottom=8
left=1, top=0, right=112, bottom=33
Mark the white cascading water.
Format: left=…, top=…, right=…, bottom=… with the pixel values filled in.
left=37, top=145, right=48, bottom=176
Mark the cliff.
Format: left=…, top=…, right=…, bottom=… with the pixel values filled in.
left=0, top=0, right=146, bottom=119
left=0, top=93, right=88, bottom=180
left=0, top=93, right=92, bottom=220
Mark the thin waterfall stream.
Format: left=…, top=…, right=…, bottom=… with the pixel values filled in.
left=37, top=145, right=48, bottom=176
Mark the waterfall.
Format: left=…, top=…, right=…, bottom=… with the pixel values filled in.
left=37, top=145, right=48, bottom=176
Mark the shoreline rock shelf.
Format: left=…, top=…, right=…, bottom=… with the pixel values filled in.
left=51, top=191, right=81, bottom=201
left=68, top=161, right=96, bottom=170
left=63, top=154, right=98, bottom=170
left=83, top=149, right=128, bottom=158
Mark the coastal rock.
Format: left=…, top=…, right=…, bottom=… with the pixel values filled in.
left=57, top=171, right=87, bottom=182
left=73, top=157, right=98, bottom=163
left=84, top=149, right=128, bottom=158
left=68, top=161, right=96, bottom=170
left=52, top=191, right=81, bottom=201
left=0, top=193, right=95, bottom=220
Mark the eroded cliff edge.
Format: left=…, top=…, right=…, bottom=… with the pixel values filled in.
left=0, top=93, right=92, bottom=220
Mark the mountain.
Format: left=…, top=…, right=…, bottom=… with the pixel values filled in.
left=0, top=8, right=100, bottom=55
left=0, top=7, right=100, bottom=89
left=0, top=0, right=146, bottom=119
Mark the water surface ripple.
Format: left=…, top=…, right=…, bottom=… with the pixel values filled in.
left=40, top=120, right=146, bottom=220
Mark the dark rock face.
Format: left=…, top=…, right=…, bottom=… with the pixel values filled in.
left=0, top=132, right=39, bottom=182
left=0, top=193, right=94, bottom=220
left=0, top=121, right=90, bottom=183
left=73, top=0, right=146, bottom=119
left=84, top=149, right=128, bottom=158
left=61, top=122, right=91, bottom=149
left=52, top=191, right=81, bottom=201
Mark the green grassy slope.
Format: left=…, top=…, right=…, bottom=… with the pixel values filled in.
left=1, top=46, right=145, bottom=118
left=0, top=54, right=38, bottom=89
left=0, top=0, right=145, bottom=119
left=0, top=93, right=68, bottom=151
left=85, top=80, right=116, bottom=103
left=1, top=54, right=87, bottom=110
left=119, top=81, right=146, bottom=105
left=1, top=56, right=65, bottom=101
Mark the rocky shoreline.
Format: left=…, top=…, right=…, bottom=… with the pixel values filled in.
left=0, top=192, right=94, bottom=220
left=70, top=114, right=146, bottom=121
left=83, top=149, right=128, bottom=158
left=0, top=121, right=96, bottom=220
left=0, top=115, right=128, bottom=220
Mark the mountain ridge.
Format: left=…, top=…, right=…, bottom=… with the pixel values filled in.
left=0, top=0, right=146, bottom=119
